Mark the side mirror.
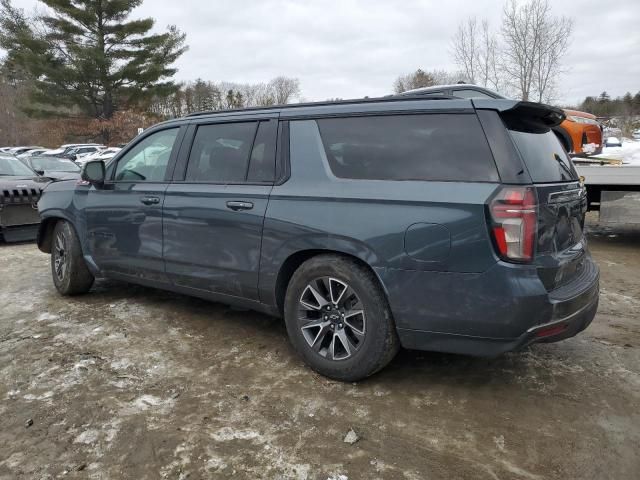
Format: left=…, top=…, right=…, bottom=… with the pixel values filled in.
left=35, top=169, right=45, bottom=176
left=81, top=160, right=106, bottom=186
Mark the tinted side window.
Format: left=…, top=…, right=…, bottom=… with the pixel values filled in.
left=115, top=128, right=179, bottom=182
left=509, top=130, right=578, bottom=183
left=186, top=122, right=257, bottom=183
left=316, top=114, right=498, bottom=182
left=247, top=121, right=277, bottom=182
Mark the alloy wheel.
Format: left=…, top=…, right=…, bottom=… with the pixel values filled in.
left=298, top=277, right=366, bottom=360
left=53, top=232, right=68, bottom=281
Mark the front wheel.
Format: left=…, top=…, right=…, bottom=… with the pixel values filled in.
left=51, top=221, right=94, bottom=295
left=284, top=255, right=399, bottom=381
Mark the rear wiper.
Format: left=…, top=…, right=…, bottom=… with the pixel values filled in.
left=554, top=154, right=575, bottom=180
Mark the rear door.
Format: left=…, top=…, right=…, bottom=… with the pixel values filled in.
left=507, top=124, right=587, bottom=290
left=163, top=116, right=278, bottom=300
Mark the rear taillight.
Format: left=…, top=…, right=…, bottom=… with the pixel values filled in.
left=488, top=186, right=537, bottom=263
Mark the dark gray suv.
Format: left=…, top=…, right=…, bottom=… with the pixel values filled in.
left=37, top=96, right=599, bottom=381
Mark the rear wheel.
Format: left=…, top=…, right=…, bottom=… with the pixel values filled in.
left=284, top=255, right=399, bottom=381
left=51, top=221, right=94, bottom=295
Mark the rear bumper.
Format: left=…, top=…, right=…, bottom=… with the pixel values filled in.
left=381, top=255, right=600, bottom=357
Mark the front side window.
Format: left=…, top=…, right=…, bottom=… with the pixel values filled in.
left=185, top=122, right=257, bottom=183
left=115, top=128, right=179, bottom=182
left=316, top=114, right=499, bottom=182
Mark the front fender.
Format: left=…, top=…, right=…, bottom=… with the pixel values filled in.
left=37, top=180, right=88, bottom=253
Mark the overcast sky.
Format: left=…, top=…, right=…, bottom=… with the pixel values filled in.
left=13, top=0, right=640, bottom=105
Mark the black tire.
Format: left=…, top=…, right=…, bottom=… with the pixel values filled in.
left=51, top=220, right=94, bottom=295
left=284, top=254, right=399, bottom=381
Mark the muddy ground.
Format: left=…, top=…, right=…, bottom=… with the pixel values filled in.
left=1, top=218, right=639, bottom=480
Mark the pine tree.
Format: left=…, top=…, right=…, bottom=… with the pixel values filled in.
left=0, top=0, right=187, bottom=121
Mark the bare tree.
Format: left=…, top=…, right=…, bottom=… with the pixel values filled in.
left=393, top=69, right=436, bottom=93
left=430, top=69, right=467, bottom=85
left=452, top=17, right=504, bottom=92
left=268, top=76, right=301, bottom=105
left=501, top=0, right=572, bottom=102
left=452, top=18, right=479, bottom=84
left=478, top=20, right=503, bottom=91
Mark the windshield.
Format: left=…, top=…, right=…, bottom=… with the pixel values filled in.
left=509, top=129, right=578, bottom=183
left=31, top=157, right=80, bottom=172
left=0, top=156, right=36, bottom=176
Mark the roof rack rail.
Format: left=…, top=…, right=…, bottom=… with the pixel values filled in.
left=184, top=94, right=456, bottom=118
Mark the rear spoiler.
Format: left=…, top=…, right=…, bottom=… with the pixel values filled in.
left=472, top=99, right=566, bottom=133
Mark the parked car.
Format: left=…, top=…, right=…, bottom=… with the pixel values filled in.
left=62, top=145, right=105, bottom=161
left=19, top=155, right=81, bottom=181
left=17, top=148, right=48, bottom=159
left=401, top=84, right=603, bottom=156
left=37, top=96, right=599, bottom=381
left=605, top=137, right=622, bottom=147
left=75, top=147, right=122, bottom=165
left=7, top=146, right=45, bottom=156
left=41, top=148, right=66, bottom=156
left=0, top=153, right=45, bottom=242
left=632, top=130, right=640, bottom=140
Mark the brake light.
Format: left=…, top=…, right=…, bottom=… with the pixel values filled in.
left=488, top=186, right=537, bottom=262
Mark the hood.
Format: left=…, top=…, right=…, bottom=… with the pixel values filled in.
left=41, top=171, right=81, bottom=181
left=563, top=109, right=597, bottom=120
left=0, top=175, right=45, bottom=187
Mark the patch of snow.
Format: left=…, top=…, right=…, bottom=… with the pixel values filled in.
left=131, top=394, right=176, bottom=412
left=592, top=139, right=640, bottom=165
left=37, top=312, right=59, bottom=322
left=210, top=427, right=261, bottom=442
left=74, top=429, right=100, bottom=444
left=23, top=391, right=54, bottom=401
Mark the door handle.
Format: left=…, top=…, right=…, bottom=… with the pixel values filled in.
left=226, top=201, right=254, bottom=211
left=140, top=196, right=160, bottom=205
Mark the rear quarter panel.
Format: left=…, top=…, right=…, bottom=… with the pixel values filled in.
left=258, top=119, right=500, bottom=307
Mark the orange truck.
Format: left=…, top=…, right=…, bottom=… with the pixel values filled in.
left=555, top=109, right=603, bottom=157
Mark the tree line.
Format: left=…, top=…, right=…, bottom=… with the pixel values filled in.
left=577, top=91, right=640, bottom=119
left=1, top=0, right=637, bottom=146
left=149, top=77, right=301, bottom=118
left=0, top=0, right=302, bottom=145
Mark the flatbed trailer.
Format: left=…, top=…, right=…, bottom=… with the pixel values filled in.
left=575, top=165, right=640, bottom=224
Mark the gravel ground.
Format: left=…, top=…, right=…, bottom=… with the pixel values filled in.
left=1, top=219, right=639, bottom=480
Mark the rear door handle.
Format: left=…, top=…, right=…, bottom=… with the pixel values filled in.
left=140, top=196, right=160, bottom=205
left=226, top=201, right=254, bottom=211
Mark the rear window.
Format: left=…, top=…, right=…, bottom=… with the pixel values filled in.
left=509, top=130, right=578, bottom=183
left=316, top=114, right=499, bottom=182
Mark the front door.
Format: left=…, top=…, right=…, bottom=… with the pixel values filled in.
left=85, top=127, right=182, bottom=282
left=163, top=118, right=278, bottom=300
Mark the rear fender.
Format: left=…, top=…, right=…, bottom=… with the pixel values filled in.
left=258, top=232, right=384, bottom=309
